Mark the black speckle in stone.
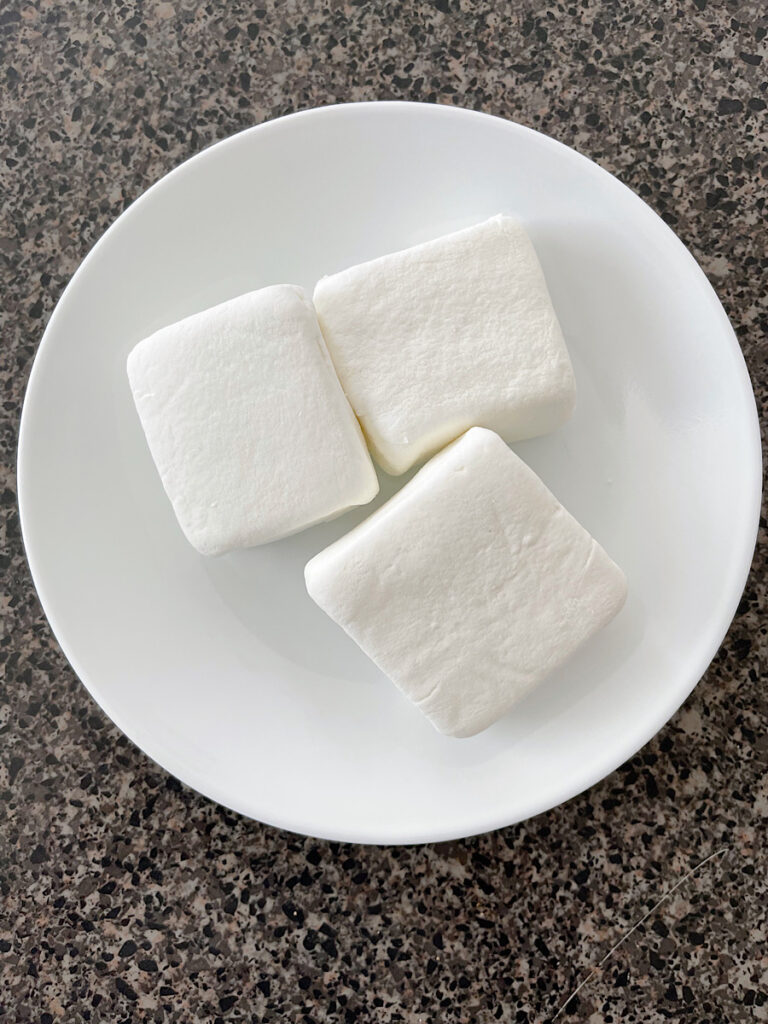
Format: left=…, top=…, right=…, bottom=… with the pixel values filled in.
left=115, top=978, right=137, bottom=1001
left=718, top=97, right=745, bottom=114
left=281, top=901, right=304, bottom=926
left=733, top=637, right=752, bottom=659
left=8, top=756, right=23, bottom=784
left=118, top=941, right=137, bottom=958
left=29, top=845, right=48, bottom=864
left=219, top=995, right=237, bottom=1011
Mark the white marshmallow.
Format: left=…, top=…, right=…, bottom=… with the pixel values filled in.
left=305, top=428, right=626, bottom=738
left=127, top=285, right=379, bottom=556
left=313, top=215, right=576, bottom=475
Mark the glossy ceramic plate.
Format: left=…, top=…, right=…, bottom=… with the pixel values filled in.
left=18, top=102, right=761, bottom=843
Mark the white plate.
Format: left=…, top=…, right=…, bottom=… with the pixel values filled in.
left=18, top=102, right=761, bottom=844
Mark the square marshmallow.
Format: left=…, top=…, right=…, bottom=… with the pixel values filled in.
left=127, top=285, right=378, bottom=555
left=313, top=215, right=576, bottom=475
left=305, top=428, right=626, bottom=738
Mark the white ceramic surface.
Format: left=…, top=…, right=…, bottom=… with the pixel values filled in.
left=18, top=102, right=761, bottom=844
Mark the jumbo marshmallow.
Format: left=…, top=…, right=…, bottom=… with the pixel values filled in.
left=127, top=285, right=378, bottom=555
left=313, top=215, right=576, bottom=475
left=305, top=428, right=626, bottom=737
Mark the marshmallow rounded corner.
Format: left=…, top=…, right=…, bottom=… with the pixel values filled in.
left=605, top=559, right=629, bottom=619
left=303, top=554, right=325, bottom=604
left=362, top=436, right=420, bottom=479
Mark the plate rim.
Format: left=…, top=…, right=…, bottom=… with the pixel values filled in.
left=17, top=100, right=763, bottom=844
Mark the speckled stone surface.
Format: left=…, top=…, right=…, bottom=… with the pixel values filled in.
left=1, top=1, right=767, bottom=1020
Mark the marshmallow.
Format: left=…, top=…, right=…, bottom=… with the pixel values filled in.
left=313, top=215, right=576, bottom=475
left=305, top=428, right=626, bottom=738
left=127, top=285, right=379, bottom=555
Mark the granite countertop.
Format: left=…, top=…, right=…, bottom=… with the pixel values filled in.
left=2, top=1, right=766, bottom=1020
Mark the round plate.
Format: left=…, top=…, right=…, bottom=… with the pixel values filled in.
left=18, top=102, right=761, bottom=844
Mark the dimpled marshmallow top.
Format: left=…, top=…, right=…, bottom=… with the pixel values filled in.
left=312, top=215, right=576, bottom=475
left=305, top=428, right=626, bottom=738
left=127, top=285, right=379, bottom=556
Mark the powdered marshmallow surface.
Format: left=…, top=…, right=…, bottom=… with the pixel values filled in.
left=313, top=215, right=576, bottom=475
left=127, top=285, right=378, bottom=556
left=305, top=427, right=626, bottom=737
